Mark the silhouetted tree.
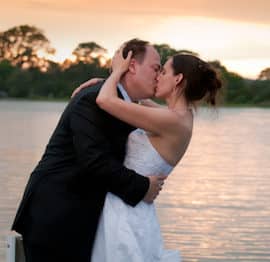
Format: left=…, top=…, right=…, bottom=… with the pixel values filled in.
left=72, top=42, right=107, bottom=66
left=0, top=25, right=55, bottom=71
left=258, top=67, right=270, bottom=80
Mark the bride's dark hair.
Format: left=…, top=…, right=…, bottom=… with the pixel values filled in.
left=172, top=54, right=222, bottom=106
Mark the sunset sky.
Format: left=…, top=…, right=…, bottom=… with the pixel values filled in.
left=1, top=0, right=270, bottom=78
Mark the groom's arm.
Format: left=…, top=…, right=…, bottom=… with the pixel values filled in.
left=70, top=93, right=150, bottom=207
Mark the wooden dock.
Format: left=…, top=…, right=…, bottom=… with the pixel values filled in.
left=6, top=235, right=25, bottom=262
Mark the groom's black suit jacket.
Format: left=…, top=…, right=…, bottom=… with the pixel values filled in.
left=11, top=82, right=149, bottom=259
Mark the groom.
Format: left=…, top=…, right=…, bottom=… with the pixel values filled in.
left=11, top=39, right=164, bottom=262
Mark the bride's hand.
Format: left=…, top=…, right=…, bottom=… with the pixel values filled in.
left=71, top=78, right=104, bottom=98
left=111, top=45, right=132, bottom=76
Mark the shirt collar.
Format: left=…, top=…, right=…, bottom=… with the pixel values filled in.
left=117, top=83, right=132, bottom=102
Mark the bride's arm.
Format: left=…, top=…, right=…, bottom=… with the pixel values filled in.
left=96, top=52, right=178, bottom=136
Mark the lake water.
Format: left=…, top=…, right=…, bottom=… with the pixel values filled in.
left=0, top=100, right=269, bottom=261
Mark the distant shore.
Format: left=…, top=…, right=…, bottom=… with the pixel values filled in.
left=0, top=97, right=269, bottom=108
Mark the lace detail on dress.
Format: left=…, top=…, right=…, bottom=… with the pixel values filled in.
left=124, top=129, right=173, bottom=176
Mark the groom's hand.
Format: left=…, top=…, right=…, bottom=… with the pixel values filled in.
left=143, top=175, right=167, bottom=204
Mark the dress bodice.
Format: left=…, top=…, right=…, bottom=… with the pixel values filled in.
left=124, top=129, right=173, bottom=176
left=92, top=129, right=181, bottom=262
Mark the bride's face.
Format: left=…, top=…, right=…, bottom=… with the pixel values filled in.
left=155, top=58, right=179, bottom=99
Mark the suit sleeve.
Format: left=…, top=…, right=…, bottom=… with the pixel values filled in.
left=70, top=93, right=149, bottom=207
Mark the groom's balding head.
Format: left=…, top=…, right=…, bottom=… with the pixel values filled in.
left=122, top=39, right=150, bottom=64
left=120, top=39, right=161, bottom=100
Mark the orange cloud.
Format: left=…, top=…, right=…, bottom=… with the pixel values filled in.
left=3, top=0, right=270, bottom=24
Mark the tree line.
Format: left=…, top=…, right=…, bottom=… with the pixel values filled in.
left=0, top=25, right=269, bottom=105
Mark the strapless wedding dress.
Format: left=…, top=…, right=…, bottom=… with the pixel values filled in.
left=91, top=129, right=181, bottom=261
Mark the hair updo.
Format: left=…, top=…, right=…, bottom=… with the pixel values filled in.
left=172, top=54, right=222, bottom=106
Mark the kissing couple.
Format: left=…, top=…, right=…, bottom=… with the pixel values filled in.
left=12, top=39, right=222, bottom=262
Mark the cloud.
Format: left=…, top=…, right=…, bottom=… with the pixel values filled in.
left=4, top=0, right=270, bottom=24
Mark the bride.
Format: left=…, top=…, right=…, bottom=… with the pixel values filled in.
left=72, top=45, right=222, bottom=261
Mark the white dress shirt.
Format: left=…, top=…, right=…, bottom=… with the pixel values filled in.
left=117, top=83, right=132, bottom=102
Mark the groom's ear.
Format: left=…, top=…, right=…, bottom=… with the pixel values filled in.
left=128, top=59, right=136, bottom=74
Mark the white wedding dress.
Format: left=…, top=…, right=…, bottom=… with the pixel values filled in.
left=91, top=128, right=181, bottom=261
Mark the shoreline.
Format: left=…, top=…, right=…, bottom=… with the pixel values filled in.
left=1, top=98, right=269, bottom=108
